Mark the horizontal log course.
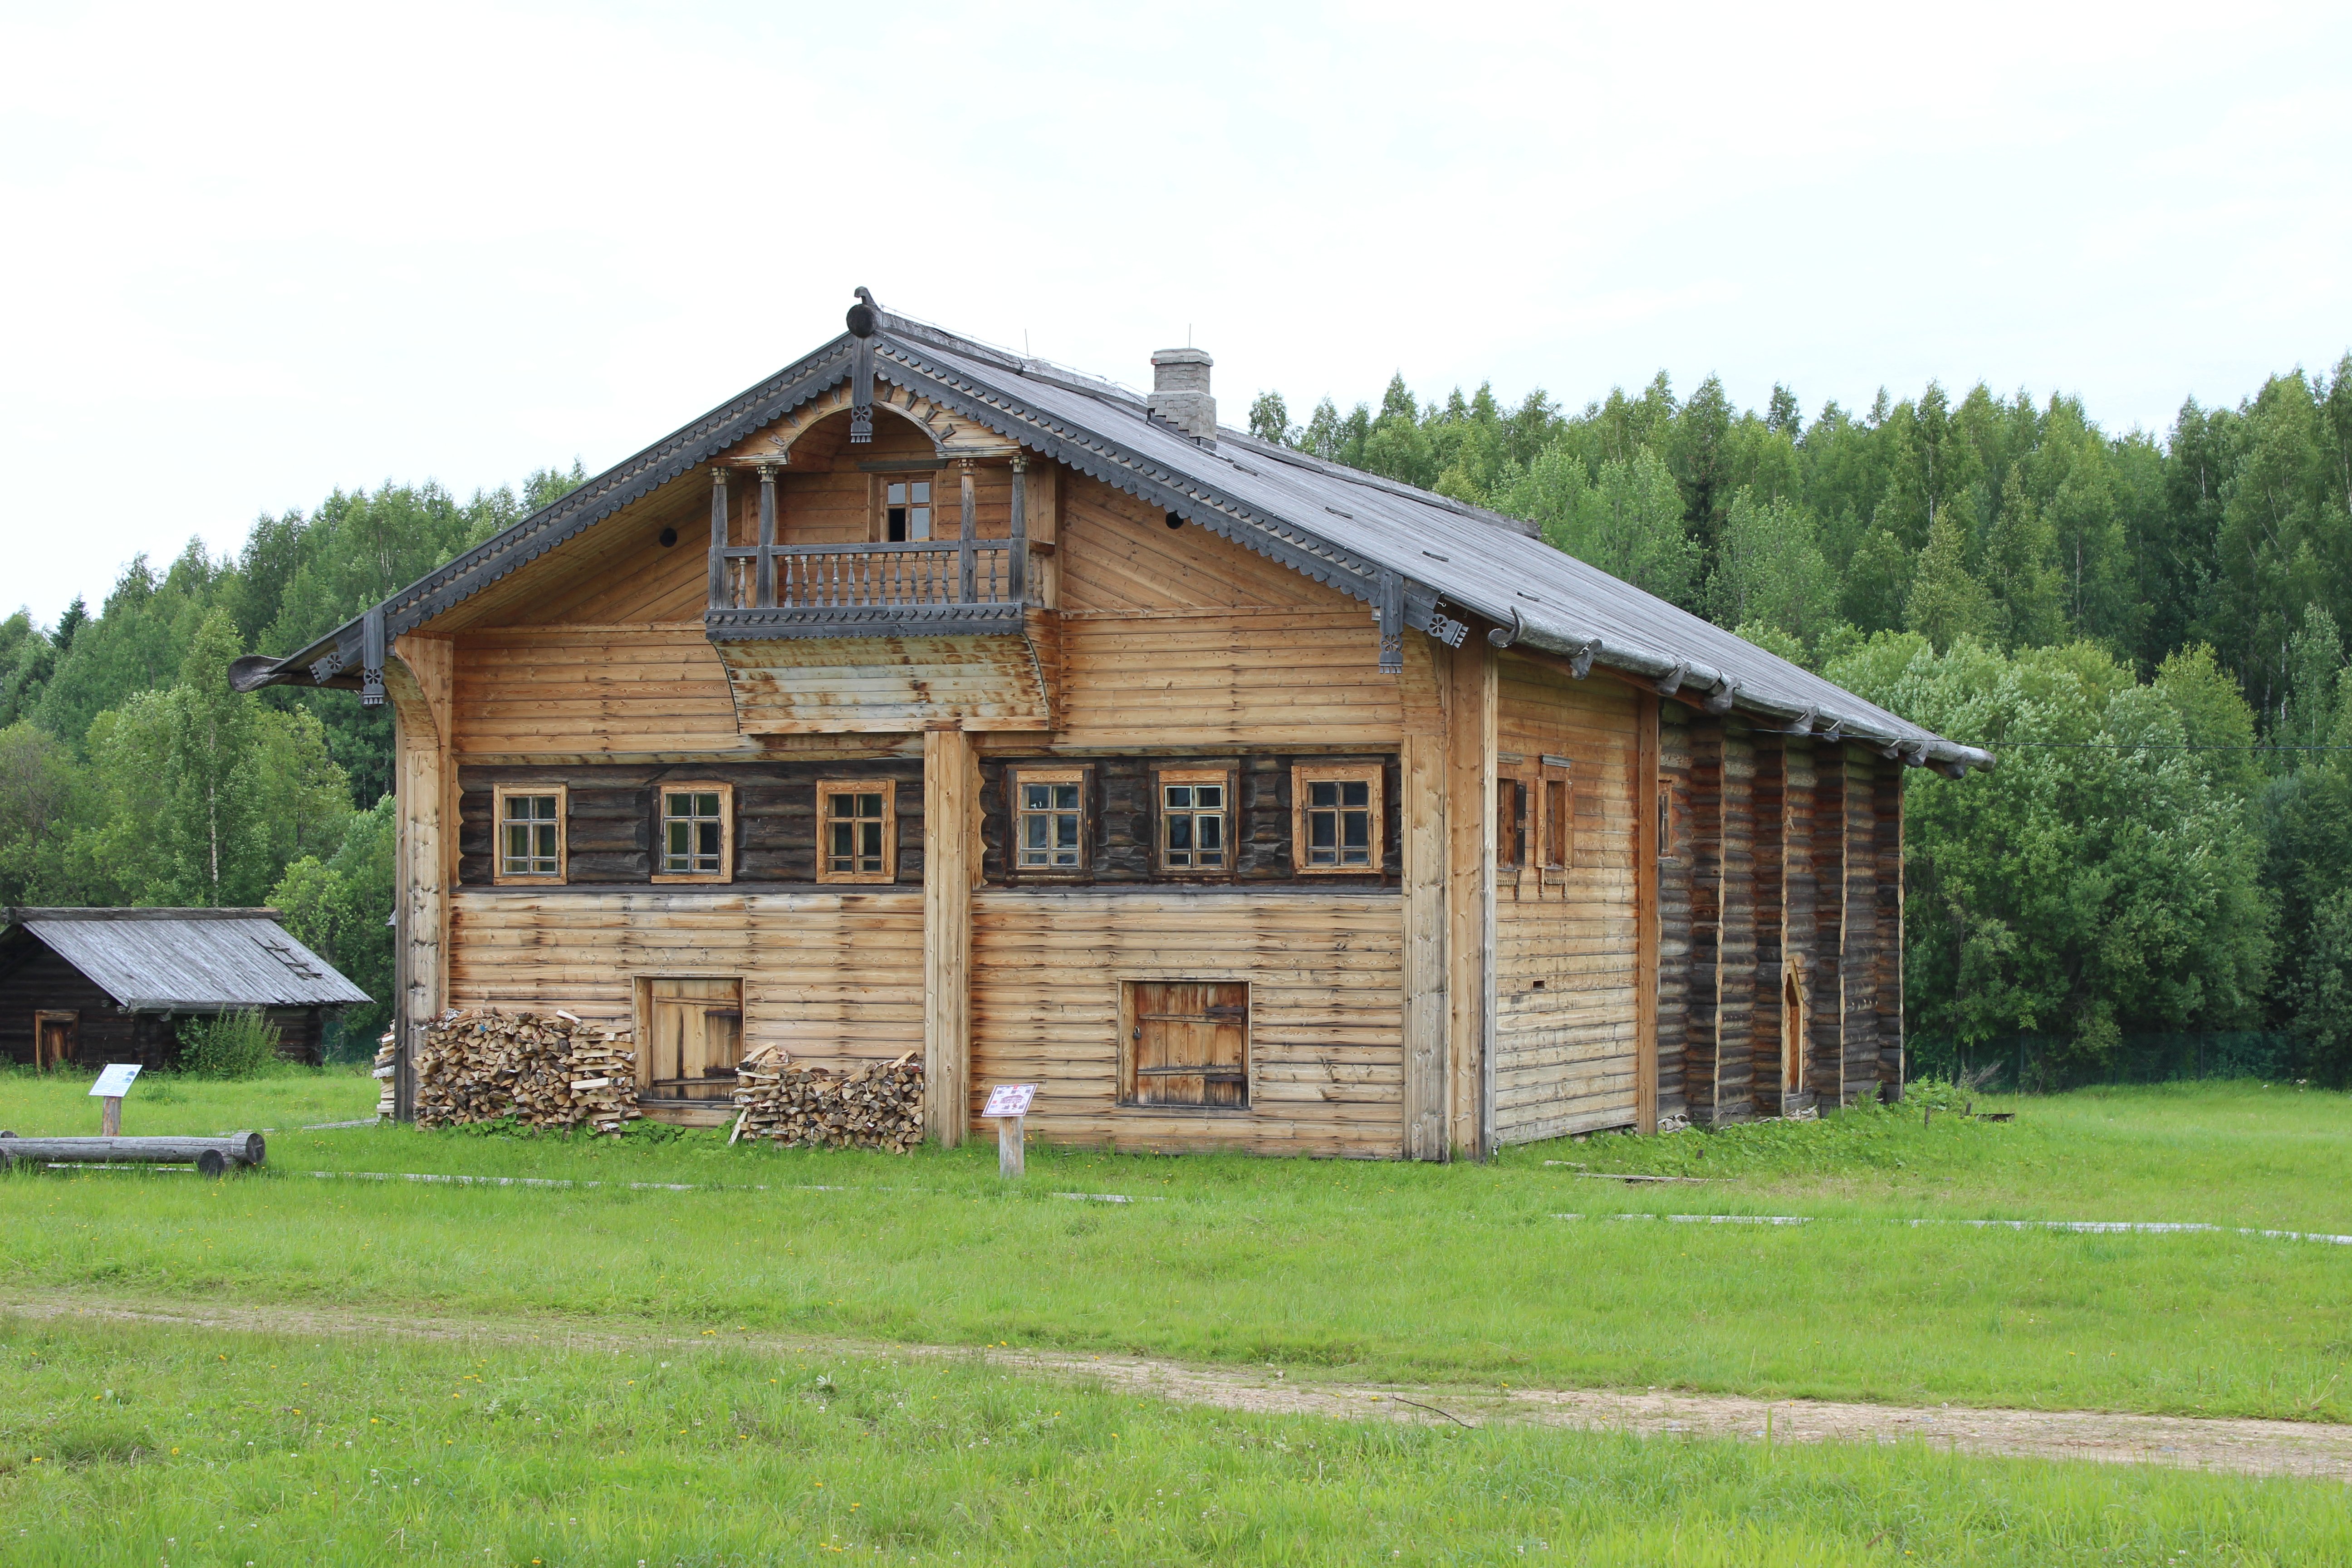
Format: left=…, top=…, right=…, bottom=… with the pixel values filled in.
left=0, top=1132, right=266, bottom=1174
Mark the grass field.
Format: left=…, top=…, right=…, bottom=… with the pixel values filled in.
left=5, top=1313, right=2348, bottom=1566
left=1, top=1070, right=2347, bottom=1425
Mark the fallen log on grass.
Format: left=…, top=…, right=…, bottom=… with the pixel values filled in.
left=0, top=1132, right=266, bottom=1177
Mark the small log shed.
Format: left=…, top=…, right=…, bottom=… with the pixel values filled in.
left=0, top=907, right=371, bottom=1069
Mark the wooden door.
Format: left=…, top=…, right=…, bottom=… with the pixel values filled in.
left=645, top=979, right=743, bottom=1101
left=34, top=1011, right=76, bottom=1070
left=1781, top=961, right=1808, bottom=1095
left=1125, top=982, right=1248, bottom=1108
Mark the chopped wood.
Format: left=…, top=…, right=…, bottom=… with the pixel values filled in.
left=730, top=1055, right=923, bottom=1154
left=374, top=1030, right=397, bottom=1120
left=413, top=1009, right=642, bottom=1134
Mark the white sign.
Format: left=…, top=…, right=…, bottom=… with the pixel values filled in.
left=89, top=1063, right=142, bottom=1098
left=982, top=1083, right=1037, bottom=1119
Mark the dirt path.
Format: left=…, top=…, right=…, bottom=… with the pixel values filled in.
left=9, top=1292, right=2348, bottom=1482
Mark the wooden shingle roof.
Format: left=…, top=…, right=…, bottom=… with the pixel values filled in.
left=0, top=908, right=370, bottom=1013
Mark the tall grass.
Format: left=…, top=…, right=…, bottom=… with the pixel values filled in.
left=174, top=1009, right=285, bottom=1079
left=5, top=1315, right=2346, bottom=1566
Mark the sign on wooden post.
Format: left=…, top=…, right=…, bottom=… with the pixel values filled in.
left=981, top=1083, right=1037, bottom=1178
left=88, top=1063, right=141, bottom=1137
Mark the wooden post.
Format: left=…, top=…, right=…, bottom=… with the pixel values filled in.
left=957, top=459, right=977, bottom=603
left=756, top=463, right=778, bottom=608
left=1633, top=692, right=1661, bottom=1134
left=99, top=1096, right=121, bottom=1137
left=1445, top=642, right=1498, bottom=1159
left=923, top=724, right=975, bottom=1147
left=707, top=466, right=731, bottom=610
left=1401, top=725, right=1448, bottom=1161
left=996, top=1114, right=1025, bottom=1177
left=1008, top=455, right=1029, bottom=603
left=385, top=656, right=446, bottom=1124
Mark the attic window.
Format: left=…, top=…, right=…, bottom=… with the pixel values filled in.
left=878, top=476, right=934, bottom=542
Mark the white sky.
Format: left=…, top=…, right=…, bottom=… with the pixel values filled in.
left=4, top=0, right=2348, bottom=626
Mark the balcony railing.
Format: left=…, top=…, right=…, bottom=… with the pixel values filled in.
left=700, top=461, right=1036, bottom=641
left=713, top=539, right=1021, bottom=611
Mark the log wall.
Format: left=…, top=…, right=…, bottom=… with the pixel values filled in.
left=968, top=888, right=1404, bottom=1157
left=445, top=890, right=926, bottom=1067
left=1488, top=656, right=1642, bottom=1142
left=1654, top=706, right=1693, bottom=1122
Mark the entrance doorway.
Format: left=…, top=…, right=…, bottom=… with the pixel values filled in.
left=1780, top=956, right=1809, bottom=1099
left=34, top=1010, right=76, bottom=1070
left=642, top=979, right=743, bottom=1106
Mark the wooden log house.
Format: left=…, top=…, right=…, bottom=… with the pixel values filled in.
left=231, top=294, right=1991, bottom=1156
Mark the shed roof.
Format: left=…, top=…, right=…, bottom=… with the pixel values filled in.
left=0, top=908, right=372, bottom=1013
left=234, top=298, right=1991, bottom=773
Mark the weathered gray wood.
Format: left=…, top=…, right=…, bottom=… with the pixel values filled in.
left=996, top=1113, right=1024, bottom=1178
left=756, top=462, right=779, bottom=608
left=707, top=466, right=730, bottom=610
left=0, top=1132, right=265, bottom=1167
left=1009, top=455, right=1029, bottom=603
left=957, top=460, right=977, bottom=602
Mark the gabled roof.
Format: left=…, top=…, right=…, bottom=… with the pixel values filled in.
left=234, top=300, right=1991, bottom=773
left=0, top=908, right=372, bottom=1013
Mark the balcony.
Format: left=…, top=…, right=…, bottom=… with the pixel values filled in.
left=705, top=539, right=1028, bottom=641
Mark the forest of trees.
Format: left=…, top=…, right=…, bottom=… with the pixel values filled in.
left=1246, top=360, right=2352, bottom=1084
left=5, top=354, right=2350, bottom=1083
left=0, top=465, right=584, bottom=1051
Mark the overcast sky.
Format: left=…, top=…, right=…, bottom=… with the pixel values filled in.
left=5, top=0, right=2348, bottom=626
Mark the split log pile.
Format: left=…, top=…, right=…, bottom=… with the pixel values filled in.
left=730, top=1046, right=923, bottom=1152
left=373, top=1030, right=397, bottom=1119
left=415, top=1009, right=642, bottom=1134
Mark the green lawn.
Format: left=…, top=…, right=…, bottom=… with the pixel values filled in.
left=2, top=1071, right=2347, bottom=1424
left=4, top=1313, right=2346, bottom=1567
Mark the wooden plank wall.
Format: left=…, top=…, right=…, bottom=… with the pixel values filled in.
left=445, top=890, right=926, bottom=1065
left=1749, top=736, right=1785, bottom=1117
left=1053, top=476, right=1417, bottom=750
left=968, top=889, right=1403, bottom=1157
left=451, top=627, right=744, bottom=756
left=1711, top=729, right=1758, bottom=1123
left=1654, top=708, right=1693, bottom=1123
left=1682, top=718, right=1724, bottom=1121
left=1874, top=760, right=1907, bottom=1096
left=1780, top=741, right=1820, bottom=1111
left=1488, top=655, right=1641, bottom=1142
left=1838, top=749, right=1882, bottom=1098
left=1810, top=753, right=1847, bottom=1101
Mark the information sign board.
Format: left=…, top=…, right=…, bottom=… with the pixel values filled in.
left=981, top=1083, right=1037, bottom=1119
left=89, top=1063, right=142, bottom=1098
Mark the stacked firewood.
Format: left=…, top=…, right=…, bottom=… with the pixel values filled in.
left=730, top=1046, right=923, bottom=1152
left=414, top=1009, right=642, bottom=1134
left=373, top=1030, right=398, bottom=1119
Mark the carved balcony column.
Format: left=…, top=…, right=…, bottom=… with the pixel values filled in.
left=706, top=466, right=731, bottom=610
left=957, top=458, right=978, bottom=603
left=756, top=462, right=779, bottom=608
left=1009, top=455, right=1029, bottom=603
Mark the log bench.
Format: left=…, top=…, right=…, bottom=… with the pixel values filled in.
left=0, top=1132, right=266, bottom=1178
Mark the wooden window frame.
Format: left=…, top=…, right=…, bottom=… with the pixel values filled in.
left=1290, top=762, right=1383, bottom=875
left=1537, top=755, right=1573, bottom=895
left=815, top=778, right=897, bottom=885
left=870, top=471, right=938, bottom=543
left=1117, top=977, right=1252, bottom=1112
left=1658, top=779, right=1681, bottom=864
left=1495, top=774, right=1529, bottom=872
left=1007, top=764, right=1090, bottom=879
left=652, top=781, right=734, bottom=885
left=1152, top=765, right=1237, bottom=877
left=491, top=784, right=568, bottom=885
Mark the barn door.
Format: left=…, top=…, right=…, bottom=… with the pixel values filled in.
left=644, top=979, right=743, bottom=1102
left=34, top=1010, right=77, bottom=1070
left=1124, top=982, right=1248, bottom=1108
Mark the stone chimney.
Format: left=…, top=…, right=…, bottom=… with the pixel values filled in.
left=1148, top=348, right=1216, bottom=443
